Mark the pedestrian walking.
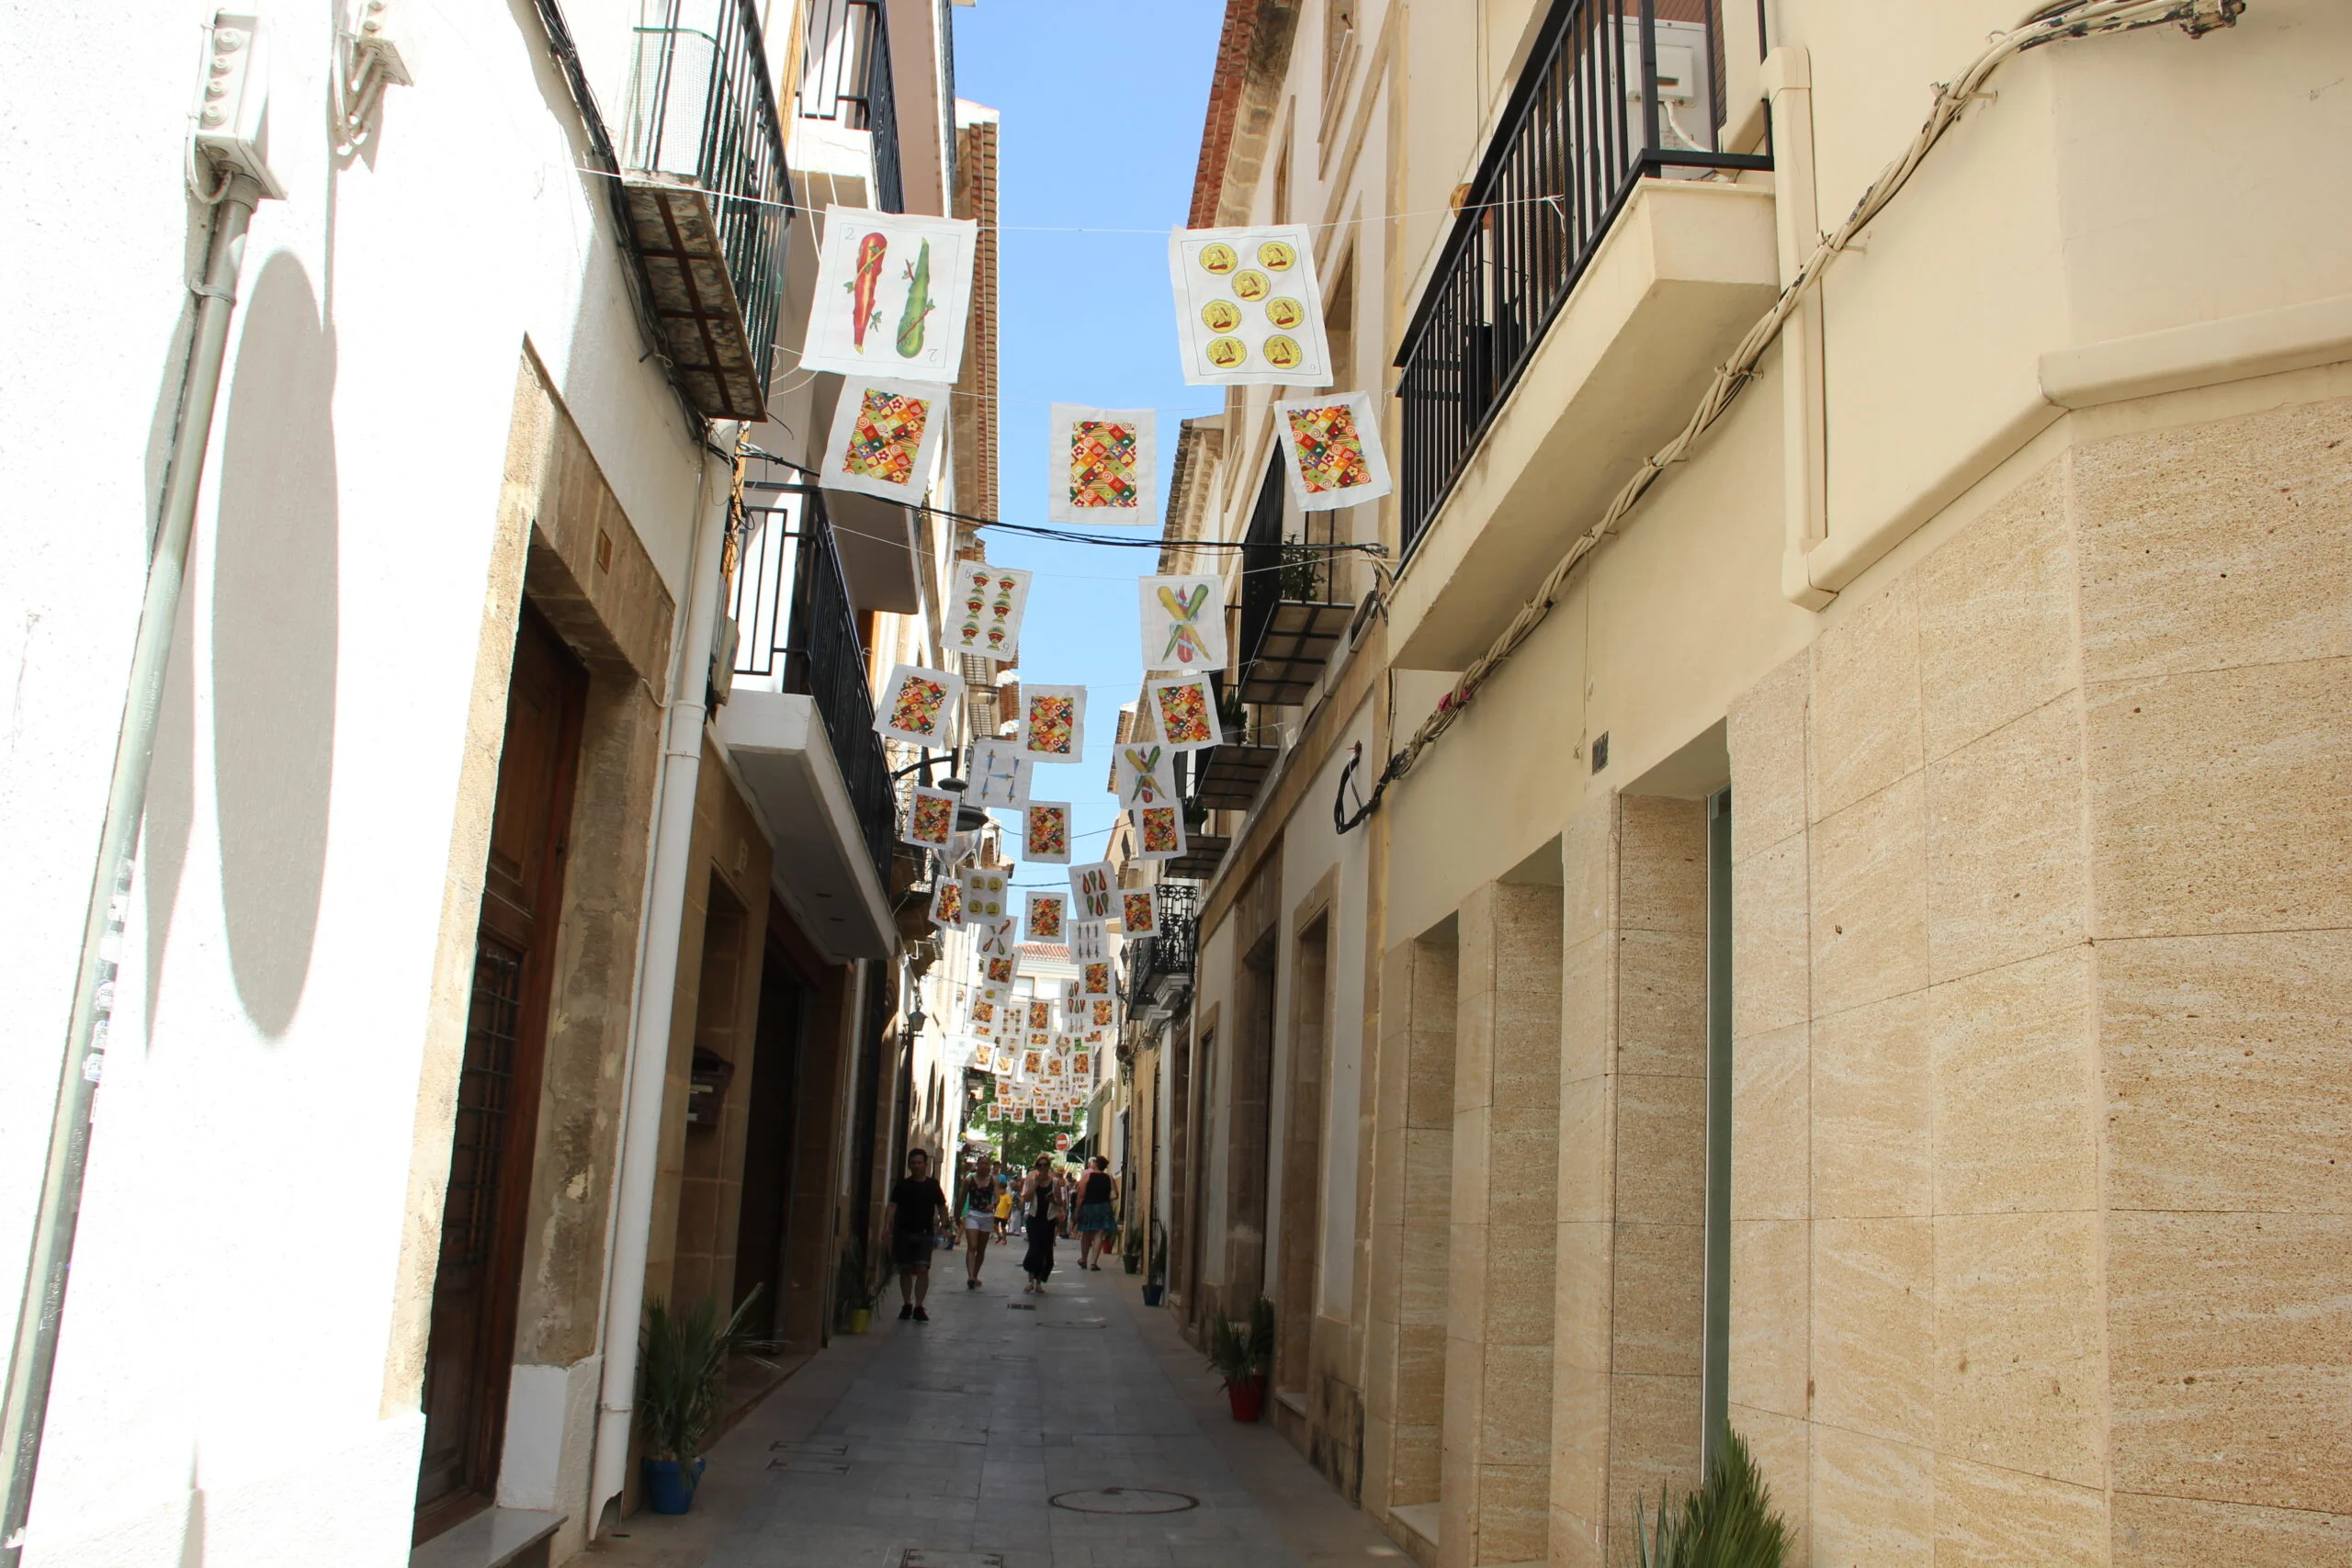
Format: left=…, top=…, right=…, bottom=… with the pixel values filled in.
left=994, top=1172, right=1013, bottom=1238
left=882, top=1148, right=949, bottom=1322
left=960, top=1151, right=998, bottom=1288
left=1057, top=1168, right=1077, bottom=1239
left=1075, top=1155, right=1118, bottom=1270
left=1020, top=1155, right=1060, bottom=1292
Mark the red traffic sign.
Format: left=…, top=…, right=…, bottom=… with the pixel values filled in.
left=1053, top=1134, right=1071, bottom=1151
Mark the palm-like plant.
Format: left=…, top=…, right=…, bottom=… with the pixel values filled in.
left=638, top=1289, right=762, bottom=1463
left=1632, top=1428, right=1795, bottom=1568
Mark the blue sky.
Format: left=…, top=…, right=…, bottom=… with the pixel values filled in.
left=952, top=0, right=1227, bottom=886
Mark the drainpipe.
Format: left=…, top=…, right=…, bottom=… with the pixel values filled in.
left=587, top=425, right=738, bottom=1534
left=1765, top=47, right=1837, bottom=612
left=0, top=173, right=266, bottom=1566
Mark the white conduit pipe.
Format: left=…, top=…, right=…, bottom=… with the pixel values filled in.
left=588, top=429, right=738, bottom=1532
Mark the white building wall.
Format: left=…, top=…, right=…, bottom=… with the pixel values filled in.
left=0, top=1, right=721, bottom=1561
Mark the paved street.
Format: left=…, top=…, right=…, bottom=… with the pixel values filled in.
left=589, top=1249, right=1403, bottom=1568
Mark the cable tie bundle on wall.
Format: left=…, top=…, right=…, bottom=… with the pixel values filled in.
left=1337, top=0, right=2245, bottom=832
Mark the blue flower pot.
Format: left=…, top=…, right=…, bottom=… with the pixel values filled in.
left=1141, top=1284, right=1164, bottom=1307
left=643, top=1456, right=705, bottom=1514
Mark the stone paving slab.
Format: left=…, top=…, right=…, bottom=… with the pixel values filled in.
left=585, top=1259, right=1406, bottom=1568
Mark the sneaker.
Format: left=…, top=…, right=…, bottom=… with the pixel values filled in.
left=899, top=1303, right=914, bottom=1320
left=913, top=1306, right=930, bottom=1322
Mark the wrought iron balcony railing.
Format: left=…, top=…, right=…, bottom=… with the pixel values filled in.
left=730, top=485, right=896, bottom=886
left=623, top=0, right=795, bottom=420
left=1394, top=0, right=1769, bottom=558
left=1124, top=884, right=1199, bottom=1010
left=796, top=0, right=904, bottom=214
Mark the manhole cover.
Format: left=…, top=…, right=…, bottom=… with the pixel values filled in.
left=1049, top=1487, right=1200, bottom=1515
left=1007, top=1303, right=1035, bottom=1311
left=900, top=1553, right=1004, bottom=1567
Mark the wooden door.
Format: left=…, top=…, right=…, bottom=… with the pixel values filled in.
left=414, top=605, right=586, bottom=1540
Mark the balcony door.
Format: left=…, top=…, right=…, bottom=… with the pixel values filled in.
left=414, top=604, right=587, bottom=1540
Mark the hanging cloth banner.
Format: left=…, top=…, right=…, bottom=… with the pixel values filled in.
left=876, top=663, right=963, bottom=748
left=1046, top=405, right=1159, bottom=524
left=1137, top=575, right=1228, bottom=671
left=1146, top=674, right=1223, bottom=753
left=967, top=739, right=1034, bottom=811
left=1090, top=998, right=1116, bottom=1031
left=1112, top=743, right=1178, bottom=811
left=1131, top=803, right=1187, bottom=863
left=826, top=378, right=948, bottom=503
left=983, top=954, right=1015, bottom=987
left=974, top=916, right=1016, bottom=960
left=1026, top=892, right=1066, bottom=943
left=1069, top=922, right=1108, bottom=963
left=1026, top=998, right=1054, bottom=1034
left=962, top=864, right=1011, bottom=922
left=798, top=209, right=979, bottom=384
left=902, top=786, right=956, bottom=850
left=1019, top=685, right=1087, bottom=762
left=1082, top=961, right=1114, bottom=998
left=1069, top=862, right=1116, bottom=923
left=1274, top=390, right=1394, bottom=511
left=1023, top=802, right=1072, bottom=865
left=946, top=562, right=1033, bottom=660
left=1121, top=889, right=1157, bottom=934
left=1072, top=1047, right=1093, bottom=1078
left=927, top=874, right=966, bottom=929
left=1168, top=224, right=1332, bottom=387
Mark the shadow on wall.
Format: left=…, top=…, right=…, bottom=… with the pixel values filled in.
left=143, top=252, right=342, bottom=1041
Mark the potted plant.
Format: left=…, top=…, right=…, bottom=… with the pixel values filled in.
left=1204, top=1297, right=1274, bottom=1422
left=1121, top=1226, right=1145, bottom=1276
left=1631, top=1427, right=1793, bottom=1567
left=1141, top=1223, right=1168, bottom=1308
left=835, top=1238, right=878, bottom=1335
left=638, top=1288, right=761, bottom=1515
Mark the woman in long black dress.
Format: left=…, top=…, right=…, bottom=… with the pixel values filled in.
left=1020, top=1154, right=1059, bottom=1292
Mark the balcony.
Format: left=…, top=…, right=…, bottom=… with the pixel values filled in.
left=1387, top=0, right=1778, bottom=667
left=1190, top=723, right=1281, bottom=812
left=716, top=486, right=897, bottom=959
left=1123, top=885, right=1198, bottom=1017
left=794, top=0, right=903, bottom=214
left=622, top=0, right=795, bottom=420
left=1235, top=459, right=1354, bottom=708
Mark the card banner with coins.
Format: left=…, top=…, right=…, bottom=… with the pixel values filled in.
left=825, top=378, right=949, bottom=503
left=944, top=562, right=1034, bottom=659
left=798, top=209, right=979, bottom=384
left=1046, top=405, right=1159, bottom=525
left=963, top=865, right=1010, bottom=922
left=875, top=664, right=964, bottom=747
left=1168, top=225, right=1332, bottom=387
left=1137, top=574, right=1228, bottom=671
left=1274, top=389, right=1395, bottom=511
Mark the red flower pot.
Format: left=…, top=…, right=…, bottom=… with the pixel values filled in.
left=1225, top=1375, right=1266, bottom=1423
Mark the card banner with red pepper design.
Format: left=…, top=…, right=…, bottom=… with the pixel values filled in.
left=826, top=378, right=949, bottom=503
left=1068, top=862, right=1117, bottom=923
left=944, top=563, right=1034, bottom=659
left=799, top=209, right=978, bottom=385
left=1137, top=575, right=1228, bottom=671
left=1046, top=405, right=1159, bottom=524
left=1273, top=389, right=1394, bottom=511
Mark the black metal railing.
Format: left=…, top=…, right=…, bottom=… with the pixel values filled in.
left=1238, top=459, right=1340, bottom=660
left=1394, top=0, right=1767, bottom=558
left=796, top=0, right=904, bottom=213
left=730, top=487, right=895, bottom=885
left=626, top=0, right=795, bottom=376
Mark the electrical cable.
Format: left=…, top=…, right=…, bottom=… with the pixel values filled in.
left=1334, top=0, right=2245, bottom=833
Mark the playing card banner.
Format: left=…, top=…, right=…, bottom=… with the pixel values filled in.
left=1275, top=390, right=1394, bottom=511
left=1169, top=224, right=1333, bottom=387
left=902, top=786, right=956, bottom=850
left=1121, top=889, right=1157, bottom=934
left=1069, top=921, right=1108, bottom=962
left=974, top=916, right=1016, bottom=960
left=1112, top=742, right=1178, bottom=811
left=1023, top=802, right=1071, bottom=865
left=799, top=209, right=978, bottom=384
left=984, top=955, right=1015, bottom=986
left=1132, top=804, right=1186, bottom=862
left=1026, top=892, right=1066, bottom=943
left=927, top=874, right=965, bottom=929
left=1020, top=685, right=1086, bottom=762
left=963, top=865, right=1010, bottom=922
left=1090, top=998, right=1115, bottom=1030
left=1068, top=863, right=1117, bottom=923
left=1071, top=1048, right=1092, bottom=1077
left=876, top=664, right=963, bottom=747
left=1147, top=674, right=1223, bottom=752
left=1046, top=405, right=1158, bottom=525
left=826, top=378, right=947, bottom=503
left=945, top=562, right=1032, bottom=659
left=1138, top=575, right=1227, bottom=671
left=1082, top=961, right=1113, bottom=998
left=968, top=739, right=1033, bottom=810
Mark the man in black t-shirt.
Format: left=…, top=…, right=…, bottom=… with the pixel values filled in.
left=881, top=1148, right=949, bottom=1321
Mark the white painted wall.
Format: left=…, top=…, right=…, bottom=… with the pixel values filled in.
left=0, top=1, right=718, bottom=1562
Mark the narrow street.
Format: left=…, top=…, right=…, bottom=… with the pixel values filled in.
left=589, top=1253, right=1398, bottom=1568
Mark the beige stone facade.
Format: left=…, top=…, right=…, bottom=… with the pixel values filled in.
left=1154, top=2, right=2352, bottom=1565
